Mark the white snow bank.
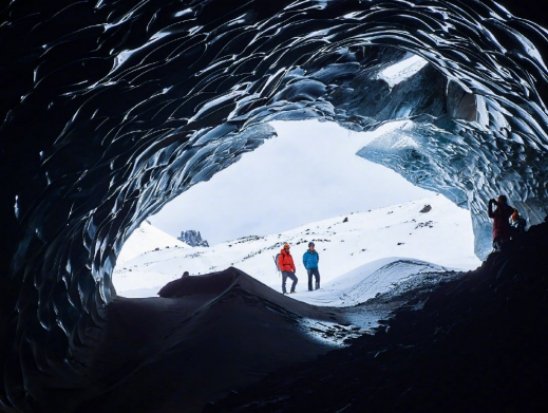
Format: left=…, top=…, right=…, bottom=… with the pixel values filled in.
left=117, top=221, right=187, bottom=264
left=293, top=257, right=447, bottom=307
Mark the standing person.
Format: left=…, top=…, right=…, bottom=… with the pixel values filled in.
left=277, top=243, right=298, bottom=294
left=488, top=195, right=514, bottom=250
left=510, top=209, right=527, bottom=237
left=303, top=242, right=320, bottom=291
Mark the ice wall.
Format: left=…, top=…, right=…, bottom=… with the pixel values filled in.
left=0, top=0, right=546, bottom=410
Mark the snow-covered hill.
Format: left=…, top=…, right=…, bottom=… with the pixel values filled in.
left=114, top=195, right=480, bottom=300
left=116, top=220, right=188, bottom=264
left=292, top=257, right=449, bottom=307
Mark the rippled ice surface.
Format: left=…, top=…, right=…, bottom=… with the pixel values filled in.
left=1, top=0, right=546, bottom=410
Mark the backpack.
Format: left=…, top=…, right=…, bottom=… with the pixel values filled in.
left=273, top=253, right=281, bottom=271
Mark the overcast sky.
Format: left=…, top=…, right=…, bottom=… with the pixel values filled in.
left=149, top=120, right=434, bottom=244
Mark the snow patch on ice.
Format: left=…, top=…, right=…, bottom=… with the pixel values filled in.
left=300, top=319, right=363, bottom=347
left=377, top=54, right=429, bottom=89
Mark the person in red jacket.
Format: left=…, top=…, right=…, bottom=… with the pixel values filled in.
left=277, top=243, right=298, bottom=294
left=488, top=195, right=514, bottom=251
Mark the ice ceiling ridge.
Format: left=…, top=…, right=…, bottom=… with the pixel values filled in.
left=0, top=0, right=546, bottom=411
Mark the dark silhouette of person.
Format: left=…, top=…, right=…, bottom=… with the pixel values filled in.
left=181, top=271, right=190, bottom=278
left=277, top=243, right=298, bottom=294
left=488, top=195, right=514, bottom=251
left=510, top=209, right=527, bottom=238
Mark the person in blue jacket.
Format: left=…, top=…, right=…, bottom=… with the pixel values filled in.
left=303, top=242, right=320, bottom=291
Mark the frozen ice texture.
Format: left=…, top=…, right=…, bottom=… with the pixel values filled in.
left=0, top=0, right=546, bottom=410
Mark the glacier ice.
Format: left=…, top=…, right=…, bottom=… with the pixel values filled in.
left=0, top=0, right=546, bottom=410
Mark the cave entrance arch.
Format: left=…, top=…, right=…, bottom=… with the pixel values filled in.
left=111, top=118, right=482, bottom=299
left=1, top=0, right=546, bottom=411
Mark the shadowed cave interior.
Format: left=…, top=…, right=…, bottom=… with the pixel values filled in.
left=0, top=0, right=547, bottom=411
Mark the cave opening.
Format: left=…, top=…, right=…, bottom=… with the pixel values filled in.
left=111, top=118, right=481, bottom=300
left=1, top=0, right=546, bottom=411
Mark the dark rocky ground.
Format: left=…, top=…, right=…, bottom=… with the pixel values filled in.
left=80, top=269, right=349, bottom=413
left=205, top=222, right=548, bottom=412
left=64, top=222, right=548, bottom=413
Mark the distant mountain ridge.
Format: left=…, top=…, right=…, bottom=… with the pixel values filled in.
left=178, top=230, right=209, bottom=247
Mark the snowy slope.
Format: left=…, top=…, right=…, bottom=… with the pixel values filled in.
left=116, top=220, right=188, bottom=264
left=293, top=258, right=448, bottom=307
left=114, top=195, right=480, bottom=300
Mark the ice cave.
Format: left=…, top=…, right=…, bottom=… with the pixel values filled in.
left=0, top=0, right=546, bottom=412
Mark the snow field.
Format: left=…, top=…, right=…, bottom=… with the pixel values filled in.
left=114, top=195, right=480, bottom=303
